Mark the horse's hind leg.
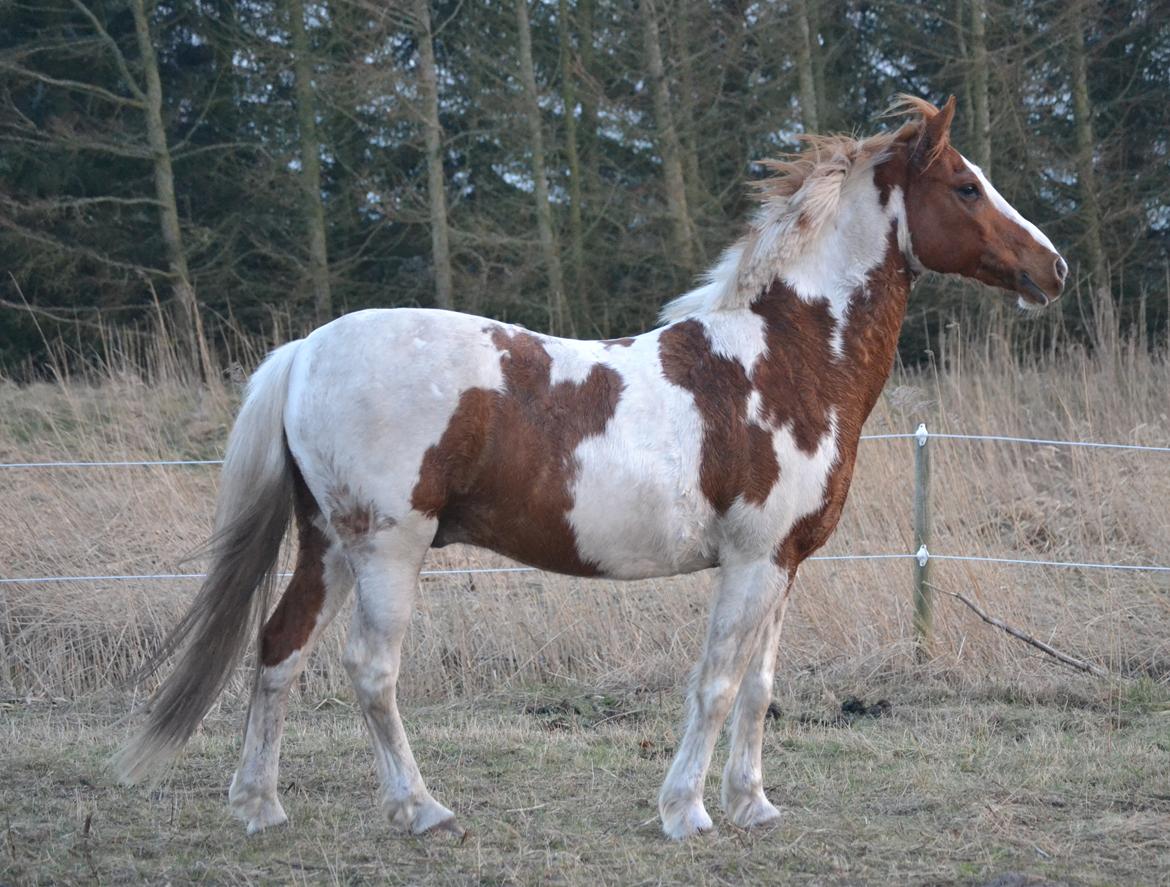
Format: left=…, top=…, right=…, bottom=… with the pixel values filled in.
left=229, top=478, right=355, bottom=834
left=720, top=574, right=794, bottom=828
left=342, top=518, right=460, bottom=836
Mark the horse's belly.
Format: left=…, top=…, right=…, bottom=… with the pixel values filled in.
left=426, top=454, right=714, bottom=579
left=567, top=433, right=717, bottom=580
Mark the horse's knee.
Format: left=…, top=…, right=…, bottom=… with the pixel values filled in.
left=343, top=639, right=400, bottom=705
left=340, top=641, right=369, bottom=685
left=693, top=672, right=737, bottom=719
left=733, top=665, right=773, bottom=713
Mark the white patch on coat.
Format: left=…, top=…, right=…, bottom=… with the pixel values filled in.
left=746, top=389, right=764, bottom=424
left=570, top=330, right=841, bottom=576
left=543, top=336, right=609, bottom=386
left=781, top=171, right=892, bottom=357
left=285, top=309, right=505, bottom=522
left=718, top=413, right=839, bottom=558
left=659, top=142, right=893, bottom=325
left=700, top=310, right=767, bottom=371
left=662, top=160, right=901, bottom=362
left=884, top=185, right=923, bottom=275
left=767, top=411, right=839, bottom=524
left=568, top=328, right=718, bottom=579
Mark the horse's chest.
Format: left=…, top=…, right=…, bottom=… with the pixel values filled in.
left=565, top=379, right=842, bottom=577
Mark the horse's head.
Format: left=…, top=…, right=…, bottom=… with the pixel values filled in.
left=895, top=96, right=1067, bottom=308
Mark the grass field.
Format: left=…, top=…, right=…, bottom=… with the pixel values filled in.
left=1, top=310, right=1169, bottom=883
left=4, top=676, right=1169, bottom=885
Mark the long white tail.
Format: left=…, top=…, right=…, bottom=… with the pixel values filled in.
left=114, top=341, right=303, bottom=784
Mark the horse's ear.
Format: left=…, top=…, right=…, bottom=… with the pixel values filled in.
left=912, top=95, right=957, bottom=169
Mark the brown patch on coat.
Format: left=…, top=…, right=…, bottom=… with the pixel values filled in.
left=326, top=483, right=397, bottom=545
left=659, top=321, right=778, bottom=514
left=657, top=216, right=913, bottom=567
left=410, top=327, right=624, bottom=575
left=749, top=289, right=843, bottom=455
left=602, top=337, right=635, bottom=348
left=260, top=466, right=327, bottom=667
left=657, top=280, right=850, bottom=515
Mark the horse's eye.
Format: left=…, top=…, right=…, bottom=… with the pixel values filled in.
left=957, top=183, right=981, bottom=200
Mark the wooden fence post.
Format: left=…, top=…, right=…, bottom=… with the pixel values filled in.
left=913, top=422, right=932, bottom=656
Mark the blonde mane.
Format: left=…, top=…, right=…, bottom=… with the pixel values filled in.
left=659, top=98, right=939, bottom=324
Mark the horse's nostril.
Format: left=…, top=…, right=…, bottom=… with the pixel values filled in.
left=1055, top=256, right=1069, bottom=284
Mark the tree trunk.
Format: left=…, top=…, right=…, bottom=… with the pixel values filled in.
left=795, top=0, right=819, bottom=132
left=954, top=0, right=976, bottom=150
left=131, top=0, right=209, bottom=379
left=1070, top=0, right=1108, bottom=295
left=810, top=0, right=829, bottom=130
left=671, top=0, right=704, bottom=239
left=640, top=0, right=694, bottom=275
left=414, top=0, right=454, bottom=312
left=969, top=0, right=992, bottom=174
left=515, top=0, right=569, bottom=335
left=558, top=0, right=587, bottom=324
left=288, top=0, right=332, bottom=322
left=577, top=0, right=599, bottom=200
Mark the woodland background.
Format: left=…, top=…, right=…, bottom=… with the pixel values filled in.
left=0, top=0, right=1167, bottom=376
left=3, top=6, right=1170, bottom=880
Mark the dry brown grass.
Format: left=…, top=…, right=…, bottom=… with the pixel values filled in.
left=1, top=302, right=1168, bottom=705
left=3, top=681, right=1169, bottom=885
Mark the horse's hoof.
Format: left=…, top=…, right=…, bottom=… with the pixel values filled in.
left=660, top=799, right=714, bottom=840
left=402, top=796, right=460, bottom=837
left=229, top=774, right=289, bottom=834
left=726, top=794, right=781, bottom=830
left=419, top=814, right=466, bottom=840
left=244, top=799, right=289, bottom=835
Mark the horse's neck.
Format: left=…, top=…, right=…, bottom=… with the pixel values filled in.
left=746, top=230, right=912, bottom=431
left=835, top=234, right=914, bottom=417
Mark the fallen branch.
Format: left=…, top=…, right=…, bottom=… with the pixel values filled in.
left=941, top=588, right=1109, bottom=677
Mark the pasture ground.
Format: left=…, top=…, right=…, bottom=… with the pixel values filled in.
left=3, top=674, right=1168, bottom=886
left=3, top=313, right=1168, bottom=885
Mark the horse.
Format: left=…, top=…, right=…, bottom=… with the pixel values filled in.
left=115, top=96, right=1066, bottom=840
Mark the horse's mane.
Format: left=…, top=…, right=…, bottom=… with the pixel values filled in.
left=658, top=96, right=941, bottom=324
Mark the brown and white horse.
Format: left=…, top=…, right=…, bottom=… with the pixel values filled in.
left=116, top=97, right=1066, bottom=840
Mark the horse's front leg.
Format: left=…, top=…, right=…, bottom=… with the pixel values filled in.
left=720, top=572, right=794, bottom=829
left=658, top=557, right=787, bottom=840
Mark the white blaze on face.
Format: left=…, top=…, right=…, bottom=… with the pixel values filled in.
left=961, top=157, right=1058, bottom=255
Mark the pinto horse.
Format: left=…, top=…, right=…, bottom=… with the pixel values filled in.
left=116, top=96, right=1066, bottom=840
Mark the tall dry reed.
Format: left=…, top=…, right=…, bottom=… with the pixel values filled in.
left=1, top=293, right=1167, bottom=703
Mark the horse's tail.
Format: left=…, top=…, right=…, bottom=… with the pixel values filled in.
left=114, top=340, right=303, bottom=784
